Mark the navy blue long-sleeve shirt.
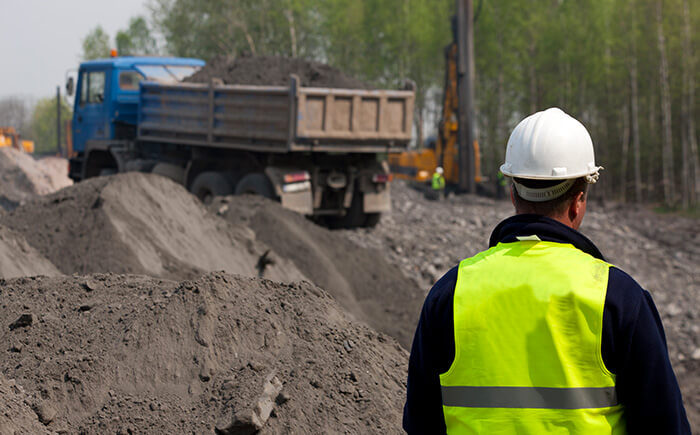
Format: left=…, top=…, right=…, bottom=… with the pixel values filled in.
left=404, top=214, right=690, bottom=434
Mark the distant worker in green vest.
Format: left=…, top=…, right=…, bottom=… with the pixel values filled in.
left=404, top=107, right=690, bottom=434
left=431, top=166, right=446, bottom=200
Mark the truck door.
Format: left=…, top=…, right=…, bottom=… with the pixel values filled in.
left=72, top=67, right=109, bottom=153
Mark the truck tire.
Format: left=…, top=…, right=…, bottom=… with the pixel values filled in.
left=190, top=171, right=233, bottom=204
left=327, top=191, right=368, bottom=229
left=235, top=173, right=276, bottom=199
left=364, top=213, right=381, bottom=228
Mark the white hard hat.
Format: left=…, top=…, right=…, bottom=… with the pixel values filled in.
left=500, top=107, right=601, bottom=183
left=436, top=166, right=444, bottom=174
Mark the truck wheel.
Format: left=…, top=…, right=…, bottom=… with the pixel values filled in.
left=235, top=173, right=276, bottom=199
left=364, top=213, right=381, bottom=228
left=190, top=171, right=233, bottom=204
left=327, top=191, right=367, bottom=229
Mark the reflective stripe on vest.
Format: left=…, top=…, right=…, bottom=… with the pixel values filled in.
left=440, top=240, right=625, bottom=434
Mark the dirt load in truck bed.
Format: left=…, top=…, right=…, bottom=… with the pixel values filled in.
left=185, top=55, right=373, bottom=89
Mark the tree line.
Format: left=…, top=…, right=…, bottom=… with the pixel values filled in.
left=9, top=0, right=698, bottom=208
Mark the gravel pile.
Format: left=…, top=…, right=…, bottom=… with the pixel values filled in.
left=210, top=195, right=423, bottom=349
left=0, top=148, right=72, bottom=209
left=0, top=272, right=407, bottom=434
left=0, top=224, right=59, bottom=279
left=0, top=173, right=306, bottom=282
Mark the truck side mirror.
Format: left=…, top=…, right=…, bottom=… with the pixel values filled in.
left=66, top=77, right=74, bottom=96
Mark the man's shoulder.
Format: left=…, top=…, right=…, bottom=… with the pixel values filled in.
left=422, top=265, right=459, bottom=314
left=606, top=265, right=648, bottom=306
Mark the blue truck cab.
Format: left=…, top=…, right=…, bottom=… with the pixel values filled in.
left=69, top=56, right=203, bottom=178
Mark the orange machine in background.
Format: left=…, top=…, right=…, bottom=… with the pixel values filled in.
left=0, top=127, right=34, bottom=153
left=388, top=42, right=481, bottom=188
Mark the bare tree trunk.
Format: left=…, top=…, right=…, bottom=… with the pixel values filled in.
left=630, top=59, right=642, bottom=203
left=647, top=92, right=658, bottom=201
left=629, top=1, right=643, bottom=203
left=528, top=41, right=537, bottom=113
left=496, top=67, right=506, bottom=164
left=416, top=107, right=424, bottom=149
left=656, top=0, right=674, bottom=206
left=621, top=104, right=630, bottom=202
left=495, top=11, right=507, bottom=166
left=284, top=9, right=298, bottom=58
left=682, top=0, right=700, bottom=205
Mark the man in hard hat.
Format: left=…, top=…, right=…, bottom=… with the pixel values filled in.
left=431, top=166, right=446, bottom=200
left=404, top=108, right=690, bottom=434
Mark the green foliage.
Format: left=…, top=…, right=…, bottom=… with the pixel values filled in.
left=116, top=16, right=158, bottom=56
left=30, top=98, right=72, bottom=154
left=150, top=0, right=323, bottom=59
left=82, top=26, right=111, bottom=60
left=97, top=0, right=699, bottom=204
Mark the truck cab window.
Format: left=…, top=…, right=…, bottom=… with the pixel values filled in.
left=79, top=71, right=106, bottom=106
left=119, top=71, right=142, bottom=90
left=88, top=72, right=105, bottom=103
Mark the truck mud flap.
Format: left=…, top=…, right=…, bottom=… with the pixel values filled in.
left=363, top=187, right=391, bottom=214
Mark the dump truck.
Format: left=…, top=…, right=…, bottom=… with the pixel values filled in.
left=66, top=56, right=415, bottom=228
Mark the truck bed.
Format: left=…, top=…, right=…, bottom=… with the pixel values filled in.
left=137, top=76, right=414, bottom=154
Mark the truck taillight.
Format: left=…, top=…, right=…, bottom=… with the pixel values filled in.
left=284, top=172, right=310, bottom=183
left=372, top=173, right=392, bottom=183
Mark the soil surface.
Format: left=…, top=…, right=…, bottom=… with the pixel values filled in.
left=0, top=374, right=52, bottom=434
left=342, top=181, right=700, bottom=431
left=0, top=148, right=72, bottom=209
left=0, top=138, right=696, bottom=433
left=0, top=225, right=59, bottom=279
left=210, top=195, right=424, bottom=349
left=0, top=173, right=306, bottom=283
left=0, top=273, right=407, bottom=434
left=185, top=55, right=372, bottom=89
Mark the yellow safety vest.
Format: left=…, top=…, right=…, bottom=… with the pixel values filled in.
left=433, top=173, right=446, bottom=190
left=440, top=240, right=625, bottom=434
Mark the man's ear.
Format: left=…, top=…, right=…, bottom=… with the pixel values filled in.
left=510, top=185, right=516, bottom=208
left=568, top=191, right=585, bottom=222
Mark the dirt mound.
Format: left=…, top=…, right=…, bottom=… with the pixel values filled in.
left=0, top=272, right=407, bottom=433
left=0, top=375, right=52, bottom=435
left=0, top=173, right=306, bottom=282
left=0, top=148, right=72, bottom=208
left=344, top=181, right=700, bottom=431
left=186, top=55, right=372, bottom=89
left=0, top=224, right=59, bottom=279
left=210, top=195, right=424, bottom=349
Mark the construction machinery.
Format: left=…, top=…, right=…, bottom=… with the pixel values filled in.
left=66, top=56, right=415, bottom=228
left=0, top=127, right=34, bottom=153
left=388, top=0, right=481, bottom=192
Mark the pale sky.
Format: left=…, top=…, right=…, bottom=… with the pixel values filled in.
left=0, top=0, right=149, bottom=101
